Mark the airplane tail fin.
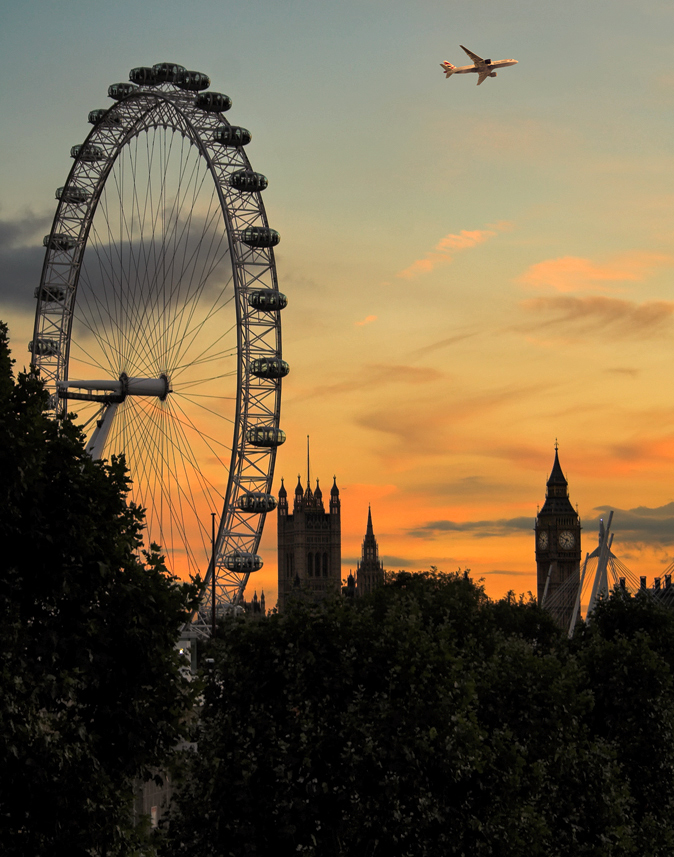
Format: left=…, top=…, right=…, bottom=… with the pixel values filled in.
left=440, top=61, right=456, bottom=79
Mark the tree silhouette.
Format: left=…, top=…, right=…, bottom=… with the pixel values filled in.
left=0, top=322, right=199, bottom=856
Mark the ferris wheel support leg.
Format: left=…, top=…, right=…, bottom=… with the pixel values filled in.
left=85, top=401, right=119, bottom=460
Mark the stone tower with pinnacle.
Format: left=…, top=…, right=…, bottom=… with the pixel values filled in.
left=356, top=506, right=385, bottom=595
left=277, top=473, right=341, bottom=612
left=535, top=444, right=582, bottom=631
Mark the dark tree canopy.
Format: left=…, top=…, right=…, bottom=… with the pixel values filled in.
left=165, top=570, right=674, bottom=857
left=0, top=323, right=199, bottom=855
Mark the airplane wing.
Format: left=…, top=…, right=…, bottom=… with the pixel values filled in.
left=460, top=45, right=485, bottom=65
left=476, top=70, right=491, bottom=85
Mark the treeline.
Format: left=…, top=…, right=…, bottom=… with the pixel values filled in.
left=162, top=574, right=674, bottom=857
left=0, top=323, right=198, bottom=856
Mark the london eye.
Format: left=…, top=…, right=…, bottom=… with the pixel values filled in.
left=30, top=63, right=287, bottom=632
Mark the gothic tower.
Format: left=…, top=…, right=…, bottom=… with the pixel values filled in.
left=277, top=475, right=341, bottom=611
left=535, top=445, right=581, bottom=630
left=356, top=506, right=385, bottom=595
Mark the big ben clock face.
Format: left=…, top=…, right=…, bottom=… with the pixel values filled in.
left=538, top=531, right=549, bottom=549
left=559, top=530, right=575, bottom=549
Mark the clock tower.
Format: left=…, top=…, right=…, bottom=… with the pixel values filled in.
left=535, top=445, right=581, bottom=630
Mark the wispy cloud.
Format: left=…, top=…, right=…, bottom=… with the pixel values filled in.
left=520, top=295, right=674, bottom=337
left=605, top=367, right=640, bottom=377
left=406, top=502, right=674, bottom=549
left=355, top=314, right=377, bottom=327
left=397, top=222, right=510, bottom=280
left=356, top=383, right=544, bottom=455
left=586, top=503, right=674, bottom=547
left=519, top=252, right=673, bottom=293
left=287, top=363, right=444, bottom=403
left=408, top=517, right=533, bottom=539
left=409, top=329, right=479, bottom=357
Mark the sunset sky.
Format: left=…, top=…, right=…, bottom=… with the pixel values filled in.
left=2, top=0, right=674, bottom=607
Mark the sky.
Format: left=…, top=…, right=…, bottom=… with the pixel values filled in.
left=2, top=0, right=674, bottom=607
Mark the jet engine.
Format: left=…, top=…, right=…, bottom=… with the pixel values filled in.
left=489, top=72, right=497, bottom=77
left=485, top=58, right=492, bottom=64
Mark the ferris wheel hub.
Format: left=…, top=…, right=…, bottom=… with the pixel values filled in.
left=57, top=373, right=171, bottom=403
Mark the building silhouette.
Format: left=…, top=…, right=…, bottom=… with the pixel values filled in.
left=344, top=506, right=386, bottom=598
left=356, top=506, right=385, bottom=595
left=535, top=445, right=581, bottom=630
left=277, top=475, right=341, bottom=611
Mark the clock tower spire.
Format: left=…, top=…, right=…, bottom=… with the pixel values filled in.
left=535, top=445, right=581, bottom=630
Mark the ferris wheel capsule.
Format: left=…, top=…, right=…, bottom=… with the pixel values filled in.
left=223, top=552, right=263, bottom=573
left=108, top=82, right=138, bottom=100
left=176, top=70, right=210, bottom=91
left=249, top=358, right=289, bottom=379
left=129, top=67, right=158, bottom=86
left=34, top=285, right=66, bottom=303
left=56, top=185, right=89, bottom=204
left=43, top=234, right=78, bottom=251
left=196, top=92, right=232, bottom=112
left=237, top=492, right=278, bottom=513
left=229, top=170, right=268, bottom=192
left=88, top=109, right=122, bottom=127
left=29, top=338, right=59, bottom=357
left=213, top=125, right=251, bottom=147
left=246, top=426, right=286, bottom=447
left=248, top=290, right=288, bottom=311
left=70, top=143, right=104, bottom=162
left=151, top=62, right=186, bottom=83
left=241, top=227, right=280, bottom=248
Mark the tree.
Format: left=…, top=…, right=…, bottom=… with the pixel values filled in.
left=574, top=590, right=674, bottom=856
left=0, top=323, right=199, bottom=855
left=164, top=571, right=640, bottom=857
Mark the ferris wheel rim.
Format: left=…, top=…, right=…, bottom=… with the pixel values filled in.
left=30, top=72, right=286, bottom=630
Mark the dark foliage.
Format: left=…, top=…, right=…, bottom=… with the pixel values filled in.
left=165, top=568, right=674, bottom=856
left=0, top=322, right=199, bottom=855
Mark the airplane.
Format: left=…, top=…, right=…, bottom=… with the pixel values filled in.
left=440, top=45, right=518, bottom=86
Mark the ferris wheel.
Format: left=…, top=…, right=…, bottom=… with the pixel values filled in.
left=30, top=62, right=288, bottom=632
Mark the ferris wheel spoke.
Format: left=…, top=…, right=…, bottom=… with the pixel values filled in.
left=117, top=401, right=201, bottom=558
left=146, top=217, right=229, bottom=370
left=170, top=324, right=238, bottom=381
left=164, top=282, right=236, bottom=377
left=84, top=216, right=158, bottom=375
left=82, top=204, right=129, bottom=369
left=170, top=396, right=235, bottom=473
left=136, top=401, right=218, bottom=558
left=175, top=370, right=238, bottom=390
left=176, top=391, right=237, bottom=423
left=164, top=402, right=225, bottom=528
left=135, top=420, right=201, bottom=572
left=160, top=193, right=229, bottom=364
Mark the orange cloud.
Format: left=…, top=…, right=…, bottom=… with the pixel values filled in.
left=288, top=363, right=444, bottom=403
left=520, top=295, right=674, bottom=336
left=519, top=252, right=674, bottom=293
left=355, top=314, right=377, bottom=326
left=397, top=226, right=502, bottom=279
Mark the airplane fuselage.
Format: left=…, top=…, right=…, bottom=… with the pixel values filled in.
left=441, top=47, right=518, bottom=85
left=452, top=59, right=517, bottom=74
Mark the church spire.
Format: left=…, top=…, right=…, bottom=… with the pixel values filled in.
left=356, top=506, right=384, bottom=596
left=547, top=444, right=568, bottom=489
